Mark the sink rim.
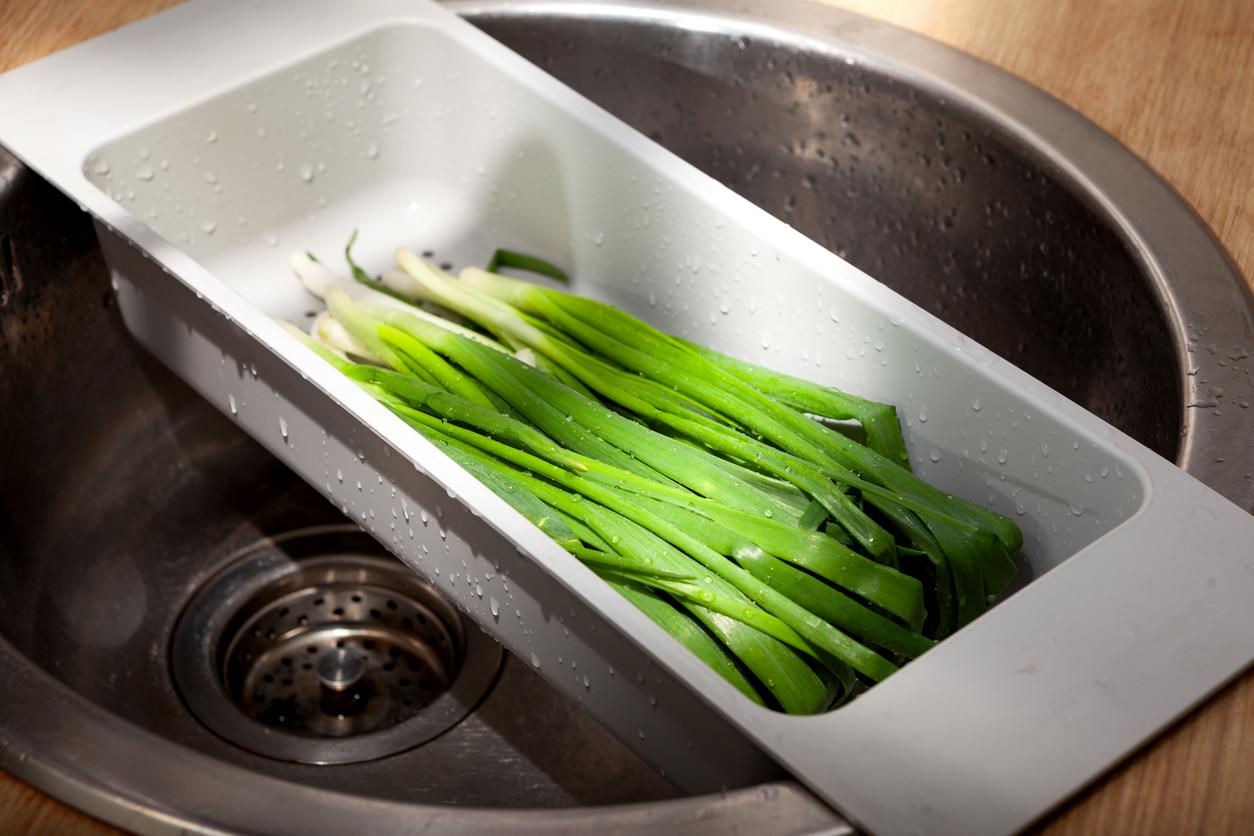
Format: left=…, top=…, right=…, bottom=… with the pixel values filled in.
left=2, top=0, right=1250, bottom=833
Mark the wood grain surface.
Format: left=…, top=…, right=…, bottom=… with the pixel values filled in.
left=0, top=1, right=1250, bottom=834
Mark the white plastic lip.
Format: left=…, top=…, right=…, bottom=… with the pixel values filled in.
left=2, top=2, right=1252, bottom=834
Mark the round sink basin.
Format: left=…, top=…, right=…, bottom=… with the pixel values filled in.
left=1, top=1, right=1249, bottom=834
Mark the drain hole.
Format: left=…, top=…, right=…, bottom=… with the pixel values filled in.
left=228, top=589, right=454, bottom=738
left=171, top=529, right=501, bottom=765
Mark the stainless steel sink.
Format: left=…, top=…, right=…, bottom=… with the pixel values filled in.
left=1, top=1, right=1250, bottom=834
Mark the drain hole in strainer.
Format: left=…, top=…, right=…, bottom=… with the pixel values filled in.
left=172, top=526, right=501, bottom=764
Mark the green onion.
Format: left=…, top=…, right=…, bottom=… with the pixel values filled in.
left=485, top=248, right=570, bottom=282
left=282, top=240, right=1025, bottom=714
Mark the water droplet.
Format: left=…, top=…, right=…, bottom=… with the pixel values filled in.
left=918, top=408, right=928, bottom=423
left=201, top=220, right=218, bottom=235
left=299, top=162, right=315, bottom=183
left=929, top=450, right=941, bottom=463
left=203, top=129, right=219, bottom=143
left=366, top=140, right=379, bottom=160
left=136, top=164, right=155, bottom=181
left=997, top=449, right=1008, bottom=465
left=228, top=394, right=238, bottom=415
left=972, top=399, right=982, bottom=412
left=278, top=417, right=289, bottom=441
left=592, top=232, right=605, bottom=246
left=530, top=651, right=541, bottom=668
left=264, top=231, right=279, bottom=247
left=93, top=160, right=110, bottom=175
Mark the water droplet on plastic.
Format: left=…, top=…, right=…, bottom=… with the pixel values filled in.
left=228, top=394, right=238, bottom=415
left=204, top=129, right=219, bottom=143
left=299, top=162, right=315, bottom=183
left=136, top=164, right=155, bottom=181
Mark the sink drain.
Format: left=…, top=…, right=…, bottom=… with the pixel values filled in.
left=172, top=526, right=501, bottom=764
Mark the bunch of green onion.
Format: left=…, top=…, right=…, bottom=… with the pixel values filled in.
left=282, top=236, right=1023, bottom=713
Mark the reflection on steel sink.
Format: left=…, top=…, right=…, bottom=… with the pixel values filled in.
left=0, top=1, right=1249, bottom=833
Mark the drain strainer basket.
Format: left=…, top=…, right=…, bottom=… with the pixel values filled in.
left=172, top=526, right=501, bottom=764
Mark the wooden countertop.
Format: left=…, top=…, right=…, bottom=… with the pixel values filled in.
left=1, top=1, right=1250, bottom=834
